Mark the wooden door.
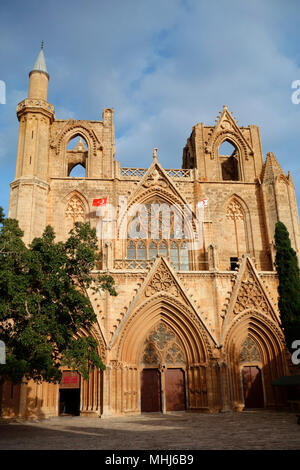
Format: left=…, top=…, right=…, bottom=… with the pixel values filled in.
left=141, top=369, right=161, bottom=412
left=242, top=366, right=264, bottom=408
left=166, top=368, right=185, bottom=411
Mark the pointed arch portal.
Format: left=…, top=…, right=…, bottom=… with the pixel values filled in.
left=114, top=295, right=213, bottom=414
left=224, top=312, right=287, bottom=411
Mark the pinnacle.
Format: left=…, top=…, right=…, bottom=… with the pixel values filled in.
left=262, top=151, right=285, bottom=182
left=215, top=104, right=238, bottom=125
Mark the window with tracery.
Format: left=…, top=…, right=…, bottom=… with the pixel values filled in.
left=126, top=200, right=190, bottom=270
left=141, top=323, right=185, bottom=366
left=225, top=199, right=248, bottom=260
left=65, top=196, right=85, bottom=234
left=239, top=336, right=261, bottom=363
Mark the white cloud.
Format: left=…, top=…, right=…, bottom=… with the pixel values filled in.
left=1, top=0, right=300, bottom=214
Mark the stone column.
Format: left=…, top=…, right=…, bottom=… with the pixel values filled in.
left=101, top=366, right=112, bottom=417
left=218, top=361, right=230, bottom=412
left=160, top=365, right=166, bottom=413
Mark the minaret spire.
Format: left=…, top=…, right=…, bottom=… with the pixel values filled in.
left=30, top=42, right=49, bottom=78
left=28, top=43, right=50, bottom=100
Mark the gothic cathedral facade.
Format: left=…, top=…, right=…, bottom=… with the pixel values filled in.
left=2, top=47, right=299, bottom=418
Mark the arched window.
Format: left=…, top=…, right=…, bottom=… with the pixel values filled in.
left=137, top=241, right=146, bottom=260
left=225, top=198, right=249, bottom=265
left=218, top=139, right=240, bottom=181
left=127, top=241, right=136, bottom=260
left=126, top=199, right=191, bottom=270
left=180, top=242, right=189, bottom=270
left=65, top=196, right=85, bottom=223
left=65, top=195, right=86, bottom=235
left=170, top=242, right=179, bottom=270
left=67, top=136, right=88, bottom=177
left=149, top=242, right=157, bottom=260
left=158, top=241, right=168, bottom=257
left=69, top=163, right=86, bottom=177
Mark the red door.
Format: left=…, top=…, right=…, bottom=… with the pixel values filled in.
left=242, top=366, right=264, bottom=408
left=141, top=369, right=161, bottom=412
left=166, top=368, right=185, bottom=411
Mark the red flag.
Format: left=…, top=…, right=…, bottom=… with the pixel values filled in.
left=93, top=197, right=107, bottom=207
left=198, top=198, right=208, bottom=207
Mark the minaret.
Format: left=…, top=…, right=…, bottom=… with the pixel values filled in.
left=9, top=43, right=54, bottom=243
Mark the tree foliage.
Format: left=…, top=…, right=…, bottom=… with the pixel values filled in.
left=0, top=209, right=117, bottom=384
left=274, top=221, right=300, bottom=351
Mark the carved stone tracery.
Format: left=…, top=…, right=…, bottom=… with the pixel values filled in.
left=65, top=196, right=85, bottom=223
left=145, top=267, right=179, bottom=297
left=239, top=336, right=261, bottom=362
left=141, top=323, right=185, bottom=365
left=226, top=199, right=244, bottom=220
left=143, top=168, right=169, bottom=189
left=233, top=268, right=270, bottom=315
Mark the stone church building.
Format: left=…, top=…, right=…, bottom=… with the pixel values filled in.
left=2, top=47, right=299, bottom=418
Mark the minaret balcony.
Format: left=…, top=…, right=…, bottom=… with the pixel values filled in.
left=17, top=98, right=54, bottom=120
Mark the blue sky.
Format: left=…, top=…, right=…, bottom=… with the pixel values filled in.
left=1, top=0, right=300, bottom=215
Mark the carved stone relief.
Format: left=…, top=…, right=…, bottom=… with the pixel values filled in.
left=141, top=322, right=185, bottom=365
left=65, top=196, right=85, bottom=223
left=145, top=267, right=179, bottom=297
left=239, top=336, right=261, bottom=362
left=233, top=268, right=270, bottom=316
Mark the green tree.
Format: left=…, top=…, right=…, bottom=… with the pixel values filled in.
left=274, top=221, right=300, bottom=351
left=0, top=208, right=117, bottom=389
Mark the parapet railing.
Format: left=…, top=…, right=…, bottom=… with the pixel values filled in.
left=120, top=168, right=192, bottom=179
left=114, top=259, right=154, bottom=270
left=113, top=259, right=207, bottom=271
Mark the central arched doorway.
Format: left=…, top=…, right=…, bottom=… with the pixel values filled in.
left=242, top=365, right=264, bottom=408
left=140, top=322, right=187, bottom=413
left=115, top=292, right=213, bottom=415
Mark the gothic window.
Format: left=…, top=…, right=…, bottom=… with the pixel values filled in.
left=65, top=196, right=85, bottom=224
left=137, top=241, right=146, bottom=260
left=67, top=136, right=88, bottom=177
left=170, top=242, right=179, bottom=270
left=158, top=241, right=168, bottom=257
left=180, top=242, right=189, bottom=271
left=126, top=199, right=190, bottom=270
left=149, top=241, right=157, bottom=260
left=142, top=343, right=161, bottom=365
left=127, top=241, right=136, bottom=259
left=141, top=323, right=185, bottom=365
left=65, top=195, right=86, bottom=235
left=218, top=139, right=240, bottom=181
left=225, top=199, right=248, bottom=259
left=239, top=336, right=261, bottom=363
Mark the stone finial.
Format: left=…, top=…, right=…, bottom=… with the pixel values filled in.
left=153, top=148, right=158, bottom=161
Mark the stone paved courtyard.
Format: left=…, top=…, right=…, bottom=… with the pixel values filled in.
left=0, top=410, right=300, bottom=450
